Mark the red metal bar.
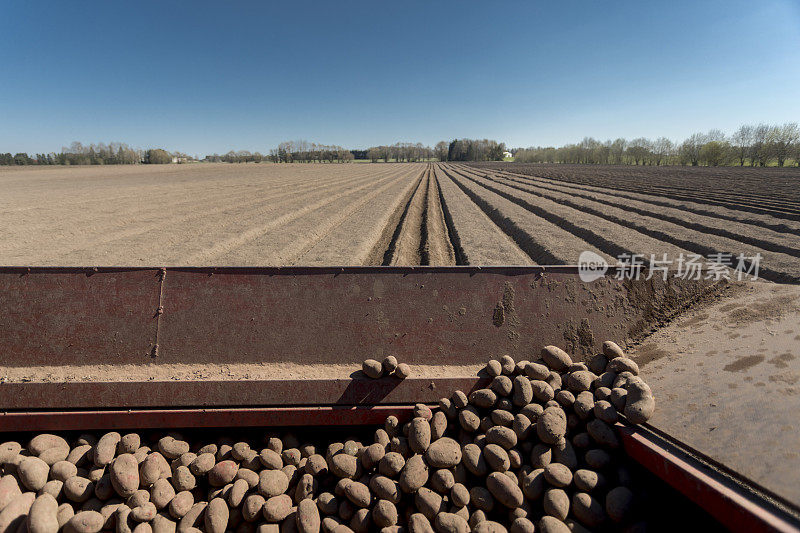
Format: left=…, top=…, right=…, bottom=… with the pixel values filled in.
left=617, top=423, right=800, bottom=533
left=0, top=377, right=487, bottom=409
left=0, top=405, right=421, bottom=433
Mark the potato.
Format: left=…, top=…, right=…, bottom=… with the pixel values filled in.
left=305, top=454, right=328, bottom=477
left=542, top=488, right=569, bottom=520
left=398, top=455, right=428, bottom=493
left=473, top=521, right=508, bottom=533
left=343, top=481, right=371, bottom=508
left=485, top=360, right=502, bottom=378
left=296, top=498, right=320, bottom=532
left=407, top=512, right=434, bottom=533
left=566, top=371, right=595, bottom=393
left=0, top=474, right=23, bottom=510
left=63, top=510, right=104, bottom=533
left=203, top=498, right=228, bottom=533
left=258, top=470, right=289, bottom=498
left=586, top=419, right=619, bottom=449
left=571, top=492, right=605, bottom=528
left=208, top=460, right=238, bottom=487
left=29, top=435, right=69, bottom=457
left=393, top=364, right=411, bottom=379
left=530, top=381, right=554, bottom=403
left=460, top=444, right=487, bottom=477
left=509, top=376, right=531, bottom=407
left=457, top=407, right=480, bottom=433
left=178, top=502, right=207, bottom=530
left=168, top=491, right=194, bottom=519
left=607, top=357, right=639, bottom=376
left=0, top=442, right=22, bottom=465
left=130, top=501, right=157, bottom=522
left=38, top=479, right=63, bottom=500
left=434, top=512, right=469, bottom=533
left=542, top=463, right=572, bottom=488
left=602, top=341, right=625, bottom=359
left=482, top=444, right=510, bottom=473
left=110, top=454, right=140, bottom=498
left=408, top=418, right=431, bottom=454
left=381, top=356, right=399, bottom=374
left=541, top=346, right=572, bottom=371
left=158, top=438, right=190, bottom=461
left=139, top=453, right=167, bottom=486
left=584, top=449, right=611, bottom=470
left=605, top=486, right=634, bottom=523
left=414, top=488, right=443, bottom=520
left=117, top=435, right=141, bottom=456
left=329, top=454, right=358, bottom=479
left=422, top=438, right=459, bottom=469
left=537, top=516, right=570, bottom=533
left=348, top=507, right=368, bottom=533
left=27, top=493, right=58, bottom=533
left=19, top=456, right=50, bottom=491
left=94, top=433, right=121, bottom=467
left=485, top=472, right=522, bottom=508
left=294, top=472, right=317, bottom=503
left=171, top=465, right=196, bottom=492
left=485, top=427, right=517, bottom=450
left=0, top=491, right=35, bottom=531
left=63, top=476, right=94, bottom=503
left=361, top=359, right=383, bottom=379
left=364, top=477, right=397, bottom=505
left=536, top=407, right=567, bottom=445
left=372, top=500, right=397, bottom=528
left=624, top=380, right=655, bottom=424
left=152, top=513, right=176, bottom=533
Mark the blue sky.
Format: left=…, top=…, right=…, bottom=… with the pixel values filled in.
left=1, top=0, right=799, bottom=155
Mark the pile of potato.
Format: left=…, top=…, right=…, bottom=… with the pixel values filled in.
left=361, top=357, right=411, bottom=380
left=0, top=341, right=654, bottom=533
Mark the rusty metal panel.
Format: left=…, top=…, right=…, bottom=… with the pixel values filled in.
left=0, top=268, right=161, bottom=367
left=0, top=377, right=487, bottom=409
left=157, top=266, right=713, bottom=366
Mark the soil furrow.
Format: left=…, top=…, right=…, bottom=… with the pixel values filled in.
left=433, top=165, right=531, bottom=265
left=440, top=164, right=611, bottom=265
left=446, top=164, right=657, bottom=264
left=296, top=166, right=424, bottom=266
left=262, top=167, right=423, bottom=265
left=489, top=167, right=800, bottom=235
left=182, top=170, right=403, bottom=265
left=478, top=168, right=800, bottom=258
left=424, top=165, right=457, bottom=265
left=388, top=168, right=429, bottom=266
left=455, top=165, right=798, bottom=283
left=33, top=171, right=382, bottom=266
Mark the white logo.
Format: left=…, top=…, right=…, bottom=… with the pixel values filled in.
left=578, top=251, right=608, bottom=282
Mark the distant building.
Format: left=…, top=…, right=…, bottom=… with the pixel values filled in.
left=503, top=151, right=513, bottom=159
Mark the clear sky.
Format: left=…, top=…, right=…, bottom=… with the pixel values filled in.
left=2, top=0, right=799, bottom=155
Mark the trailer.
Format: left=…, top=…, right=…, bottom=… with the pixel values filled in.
left=1, top=266, right=799, bottom=532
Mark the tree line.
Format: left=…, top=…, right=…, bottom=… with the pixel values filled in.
left=512, top=123, right=800, bottom=167
left=0, top=142, right=180, bottom=165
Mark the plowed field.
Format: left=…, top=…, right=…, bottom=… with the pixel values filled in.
left=1, top=162, right=798, bottom=281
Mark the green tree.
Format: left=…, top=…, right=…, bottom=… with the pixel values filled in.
left=144, top=148, right=172, bottom=164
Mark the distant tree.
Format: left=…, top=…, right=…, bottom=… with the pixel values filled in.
left=699, top=141, right=729, bottom=166
left=144, top=149, right=171, bottom=164
left=767, top=123, right=799, bottom=167
left=679, top=133, right=704, bottom=166
left=731, top=125, right=753, bottom=166
left=13, top=153, right=31, bottom=165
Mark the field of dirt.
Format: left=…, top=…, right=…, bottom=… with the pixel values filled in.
left=460, top=162, right=800, bottom=282
left=1, top=162, right=798, bottom=281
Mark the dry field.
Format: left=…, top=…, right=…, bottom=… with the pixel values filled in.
left=1, top=162, right=799, bottom=281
